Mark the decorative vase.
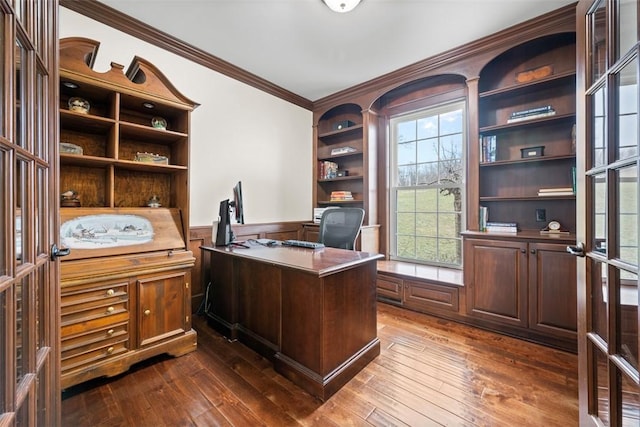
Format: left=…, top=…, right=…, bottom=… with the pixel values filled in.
left=68, top=97, right=90, bottom=114
left=151, top=116, right=167, bottom=130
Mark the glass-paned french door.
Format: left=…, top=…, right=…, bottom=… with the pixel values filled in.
left=580, top=0, right=640, bottom=425
left=0, top=1, right=59, bottom=426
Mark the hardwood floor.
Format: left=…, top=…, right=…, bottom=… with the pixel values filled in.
left=61, top=303, right=578, bottom=426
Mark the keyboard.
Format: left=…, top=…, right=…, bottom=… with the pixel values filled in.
left=282, top=239, right=325, bottom=249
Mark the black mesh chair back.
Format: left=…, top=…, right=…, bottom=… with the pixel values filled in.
left=318, top=208, right=365, bottom=250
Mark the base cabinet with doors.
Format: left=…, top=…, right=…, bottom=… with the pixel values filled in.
left=463, top=28, right=578, bottom=352
left=60, top=247, right=196, bottom=388
left=58, top=38, right=198, bottom=388
left=463, top=232, right=577, bottom=350
left=376, top=273, right=461, bottom=315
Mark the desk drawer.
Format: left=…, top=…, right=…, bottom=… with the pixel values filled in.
left=62, top=283, right=128, bottom=316
left=61, top=311, right=129, bottom=338
left=62, top=281, right=128, bottom=306
left=61, top=340, right=129, bottom=372
left=62, top=322, right=128, bottom=353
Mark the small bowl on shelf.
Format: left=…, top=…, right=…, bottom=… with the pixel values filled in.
left=68, top=97, right=90, bottom=114
left=151, top=116, right=167, bottom=130
left=60, top=142, right=83, bottom=155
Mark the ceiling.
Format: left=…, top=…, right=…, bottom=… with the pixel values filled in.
left=97, top=0, right=576, bottom=102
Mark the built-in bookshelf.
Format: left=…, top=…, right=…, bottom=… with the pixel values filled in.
left=477, top=32, right=576, bottom=232
left=314, top=104, right=366, bottom=208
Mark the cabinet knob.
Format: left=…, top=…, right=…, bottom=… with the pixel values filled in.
left=144, top=309, right=151, bottom=316
left=531, top=249, right=536, bottom=254
left=106, top=289, right=115, bottom=296
left=107, top=346, right=114, bottom=354
left=106, top=306, right=115, bottom=314
left=106, top=329, right=114, bottom=336
left=520, top=249, right=526, bottom=253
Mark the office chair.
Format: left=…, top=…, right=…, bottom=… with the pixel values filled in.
left=318, top=207, right=365, bottom=250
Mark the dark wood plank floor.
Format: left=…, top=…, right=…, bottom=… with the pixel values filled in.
left=61, top=303, right=578, bottom=426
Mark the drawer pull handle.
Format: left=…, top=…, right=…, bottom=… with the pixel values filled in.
left=107, top=346, right=114, bottom=354
left=144, top=309, right=151, bottom=316
left=106, top=289, right=115, bottom=296
left=106, top=329, right=114, bottom=336
left=106, top=306, right=115, bottom=314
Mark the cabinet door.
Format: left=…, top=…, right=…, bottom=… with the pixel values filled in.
left=528, top=242, right=577, bottom=339
left=464, top=238, right=528, bottom=326
left=137, top=271, right=190, bottom=346
left=376, top=274, right=403, bottom=303
left=404, top=280, right=459, bottom=313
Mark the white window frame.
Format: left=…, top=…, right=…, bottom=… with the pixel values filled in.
left=389, top=100, right=466, bottom=267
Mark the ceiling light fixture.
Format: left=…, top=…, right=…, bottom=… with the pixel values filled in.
left=322, top=0, right=361, bottom=13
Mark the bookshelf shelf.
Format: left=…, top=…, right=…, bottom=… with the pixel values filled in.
left=318, top=199, right=362, bottom=206
left=478, top=71, right=575, bottom=99
left=480, top=195, right=576, bottom=202
left=480, top=154, right=576, bottom=167
left=318, top=124, right=364, bottom=140
left=318, top=150, right=363, bottom=161
left=479, top=113, right=575, bottom=133
left=318, top=175, right=362, bottom=183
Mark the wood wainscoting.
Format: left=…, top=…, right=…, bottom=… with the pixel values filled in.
left=188, top=222, right=307, bottom=313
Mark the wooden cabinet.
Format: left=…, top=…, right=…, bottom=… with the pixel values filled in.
left=528, top=241, right=577, bottom=340
left=464, top=237, right=528, bottom=327
left=60, top=251, right=196, bottom=388
left=462, top=32, right=578, bottom=351
left=313, top=104, right=377, bottom=225
left=376, top=273, right=460, bottom=314
left=376, top=274, right=403, bottom=303
left=58, top=38, right=197, bottom=388
left=137, top=271, right=192, bottom=347
left=477, top=33, right=576, bottom=232
left=464, top=233, right=577, bottom=347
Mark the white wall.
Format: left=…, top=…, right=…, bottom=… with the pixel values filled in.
left=60, top=8, right=313, bottom=227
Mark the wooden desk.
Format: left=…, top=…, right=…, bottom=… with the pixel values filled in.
left=201, top=244, right=382, bottom=401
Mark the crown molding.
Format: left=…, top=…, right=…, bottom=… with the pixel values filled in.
left=312, top=2, right=577, bottom=112
left=59, top=0, right=314, bottom=111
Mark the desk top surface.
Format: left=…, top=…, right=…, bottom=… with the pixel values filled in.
left=201, top=244, right=383, bottom=277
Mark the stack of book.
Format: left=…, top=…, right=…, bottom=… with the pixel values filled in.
left=537, top=187, right=575, bottom=196
left=330, top=146, right=357, bottom=156
left=485, top=222, right=518, bottom=233
left=319, top=161, right=338, bottom=179
left=507, top=105, right=556, bottom=123
left=330, top=191, right=353, bottom=201
left=480, top=135, right=496, bottom=162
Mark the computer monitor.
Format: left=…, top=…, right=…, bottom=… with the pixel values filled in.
left=215, top=199, right=234, bottom=246
left=232, top=181, right=244, bottom=224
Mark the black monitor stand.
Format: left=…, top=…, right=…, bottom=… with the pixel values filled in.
left=215, top=199, right=248, bottom=248
left=215, top=199, right=233, bottom=246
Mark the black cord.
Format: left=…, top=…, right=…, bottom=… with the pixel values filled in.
left=246, top=239, right=277, bottom=247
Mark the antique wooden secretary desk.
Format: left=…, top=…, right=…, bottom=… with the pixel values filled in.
left=58, top=38, right=198, bottom=388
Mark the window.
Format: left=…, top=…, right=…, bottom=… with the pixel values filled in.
left=390, top=101, right=465, bottom=267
